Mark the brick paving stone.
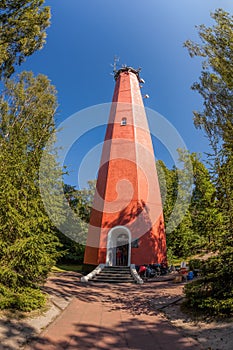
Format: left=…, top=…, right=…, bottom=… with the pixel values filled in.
left=24, top=275, right=203, bottom=350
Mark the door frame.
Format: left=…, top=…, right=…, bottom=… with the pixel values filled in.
left=106, top=226, right=131, bottom=266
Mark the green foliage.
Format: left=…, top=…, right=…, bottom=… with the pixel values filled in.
left=54, top=264, right=83, bottom=273
left=157, top=151, right=221, bottom=259
left=184, top=9, right=233, bottom=317
left=156, top=160, right=178, bottom=225
left=188, top=258, right=203, bottom=271
left=185, top=250, right=233, bottom=317
left=14, top=287, right=46, bottom=311
left=64, top=180, right=96, bottom=223
left=184, top=9, right=233, bottom=235
left=0, top=284, right=46, bottom=311
left=56, top=231, right=85, bottom=264
left=188, top=152, right=223, bottom=250
left=157, top=159, right=192, bottom=258
left=0, top=0, right=50, bottom=78
left=0, top=72, right=62, bottom=310
left=57, top=181, right=96, bottom=264
left=0, top=2, right=66, bottom=312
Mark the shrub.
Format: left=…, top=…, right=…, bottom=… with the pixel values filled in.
left=0, top=284, right=15, bottom=309
left=184, top=251, right=233, bottom=317
left=188, top=258, right=203, bottom=271
left=56, top=231, right=85, bottom=264
left=14, top=288, right=46, bottom=311
left=0, top=284, right=46, bottom=311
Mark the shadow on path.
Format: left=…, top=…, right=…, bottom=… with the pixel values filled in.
left=26, top=314, right=201, bottom=350
left=0, top=318, right=37, bottom=350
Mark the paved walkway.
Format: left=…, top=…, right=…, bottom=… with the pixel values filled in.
left=24, top=273, right=202, bottom=350
left=25, top=296, right=201, bottom=350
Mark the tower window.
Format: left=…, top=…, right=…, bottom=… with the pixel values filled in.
left=121, top=118, right=127, bottom=126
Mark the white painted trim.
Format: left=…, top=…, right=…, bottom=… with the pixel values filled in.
left=106, top=226, right=131, bottom=266
left=81, top=264, right=105, bottom=282
left=130, top=264, right=144, bottom=284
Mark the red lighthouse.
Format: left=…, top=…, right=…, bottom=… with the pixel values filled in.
left=84, top=66, right=167, bottom=267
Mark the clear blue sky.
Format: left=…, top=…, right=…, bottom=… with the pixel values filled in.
left=20, top=0, right=233, bottom=188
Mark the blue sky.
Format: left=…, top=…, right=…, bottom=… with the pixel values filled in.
left=20, top=0, right=233, bottom=188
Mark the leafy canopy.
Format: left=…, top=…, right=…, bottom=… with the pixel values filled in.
left=0, top=0, right=50, bottom=78
left=184, top=9, right=233, bottom=317
left=0, top=71, right=62, bottom=310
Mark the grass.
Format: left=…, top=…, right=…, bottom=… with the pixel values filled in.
left=52, top=264, right=83, bottom=273
left=0, top=298, right=50, bottom=319
left=168, top=257, right=185, bottom=269
left=168, top=252, right=213, bottom=268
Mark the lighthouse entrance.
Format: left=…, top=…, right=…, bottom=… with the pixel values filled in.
left=106, top=226, right=131, bottom=267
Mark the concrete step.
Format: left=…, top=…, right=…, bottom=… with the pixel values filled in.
left=98, top=273, right=132, bottom=278
left=92, top=279, right=136, bottom=283
left=91, top=266, right=136, bottom=284
left=93, top=274, right=133, bottom=280
left=100, top=270, right=132, bottom=274
left=92, top=276, right=135, bottom=282
left=103, top=267, right=130, bottom=270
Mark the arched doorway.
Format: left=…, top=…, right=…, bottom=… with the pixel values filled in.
left=106, top=226, right=131, bottom=266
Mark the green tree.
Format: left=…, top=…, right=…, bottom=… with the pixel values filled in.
left=189, top=153, right=223, bottom=249
left=184, top=9, right=233, bottom=316
left=156, top=160, right=178, bottom=225
left=0, top=0, right=50, bottom=78
left=0, top=71, right=61, bottom=310
left=64, top=180, right=96, bottom=223
left=157, top=159, right=193, bottom=259
left=157, top=152, right=222, bottom=260
left=157, top=161, right=180, bottom=258
left=184, top=9, right=233, bottom=234
left=57, top=181, right=96, bottom=264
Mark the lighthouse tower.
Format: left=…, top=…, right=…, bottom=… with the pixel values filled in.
left=84, top=66, right=167, bottom=267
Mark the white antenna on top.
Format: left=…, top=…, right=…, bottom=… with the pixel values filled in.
left=111, top=55, right=120, bottom=73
